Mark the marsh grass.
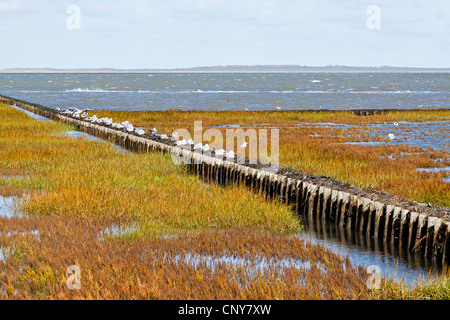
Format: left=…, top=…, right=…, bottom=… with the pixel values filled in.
left=94, top=109, right=450, bottom=132
left=0, top=216, right=372, bottom=300
left=93, top=109, right=450, bottom=206
left=1, top=215, right=448, bottom=300
left=372, top=274, right=450, bottom=300
left=0, top=103, right=300, bottom=236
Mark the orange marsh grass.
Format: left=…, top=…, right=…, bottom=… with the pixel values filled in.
left=1, top=215, right=449, bottom=300
left=0, top=217, right=371, bottom=300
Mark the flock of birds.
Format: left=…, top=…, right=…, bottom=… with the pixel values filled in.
left=59, top=107, right=147, bottom=136
left=57, top=107, right=248, bottom=157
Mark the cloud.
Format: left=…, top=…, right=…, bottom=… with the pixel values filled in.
left=0, top=0, right=27, bottom=12
left=0, top=0, right=448, bottom=68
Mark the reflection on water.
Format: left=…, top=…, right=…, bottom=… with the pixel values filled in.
left=98, top=223, right=138, bottom=241
left=6, top=104, right=130, bottom=154
left=297, top=215, right=445, bottom=287
left=64, top=130, right=129, bottom=153
left=0, top=246, right=11, bottom=262
left=416, top=166, right=450, bottom=183
left=166, top=252, right=316, bottom=276
left=335, top=120, right=449, bottom=151
left=9, top=104, right=51, bottom=121
left=211, top=120, right=449, bottom=151
left=0, top=196, right=25, bottom=219
left=416, top=166, right=450, bottom=173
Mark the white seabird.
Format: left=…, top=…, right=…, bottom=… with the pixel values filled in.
left=120, top=121, right=134, bottom=132
left=112, top=122, right=124, bottom=130
left=100, top=118, right=113, bottom=126
left=70, top=107, right=82, bottom=114
left=194, top=143, right=203, bottom=150
left=175, top=139, right=187, bottom=146
left=225, top=151, right=235, bottom=158
left=171, top=132, right=179, bottom=141
left=215, top=149, right=225, bottom=156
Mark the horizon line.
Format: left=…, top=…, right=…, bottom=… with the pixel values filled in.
left=2, top=65, right=450, bottom=74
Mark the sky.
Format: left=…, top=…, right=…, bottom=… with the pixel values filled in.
left=0, top=0, right=449, bottom=69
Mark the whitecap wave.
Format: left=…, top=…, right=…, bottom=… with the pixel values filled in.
left=65, top=88, right=131, bottom=93
left=185, top=90, right=296, bottom=94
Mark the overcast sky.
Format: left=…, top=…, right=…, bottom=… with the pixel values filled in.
left=0, top=0, right=449, bottom=69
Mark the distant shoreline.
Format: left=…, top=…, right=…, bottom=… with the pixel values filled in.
left=2, top=66, right=450, bottom=74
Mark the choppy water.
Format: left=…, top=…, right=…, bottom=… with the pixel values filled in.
left=1, top=73, right=449, bottom=111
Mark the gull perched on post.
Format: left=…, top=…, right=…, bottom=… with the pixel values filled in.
left=120, top=121, right=134, bottom=132
left=100, top=118, right=113, bottom=126
left=225, top=150, right=235, bottom=159
left=175, top=139, right=187, bottom=146
left=112, top=122, right=125, bottom=130
left=194, top=143, right=203, bottom=150
left=171, top=132, right=179, bottom=141
left=215, top=149, right=225, bottom=156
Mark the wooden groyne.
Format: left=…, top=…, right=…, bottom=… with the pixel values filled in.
left=1, top=94, right=449, bottom=266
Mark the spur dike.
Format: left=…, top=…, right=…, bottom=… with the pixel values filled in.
left=1, top=94, right=449, bottom=265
